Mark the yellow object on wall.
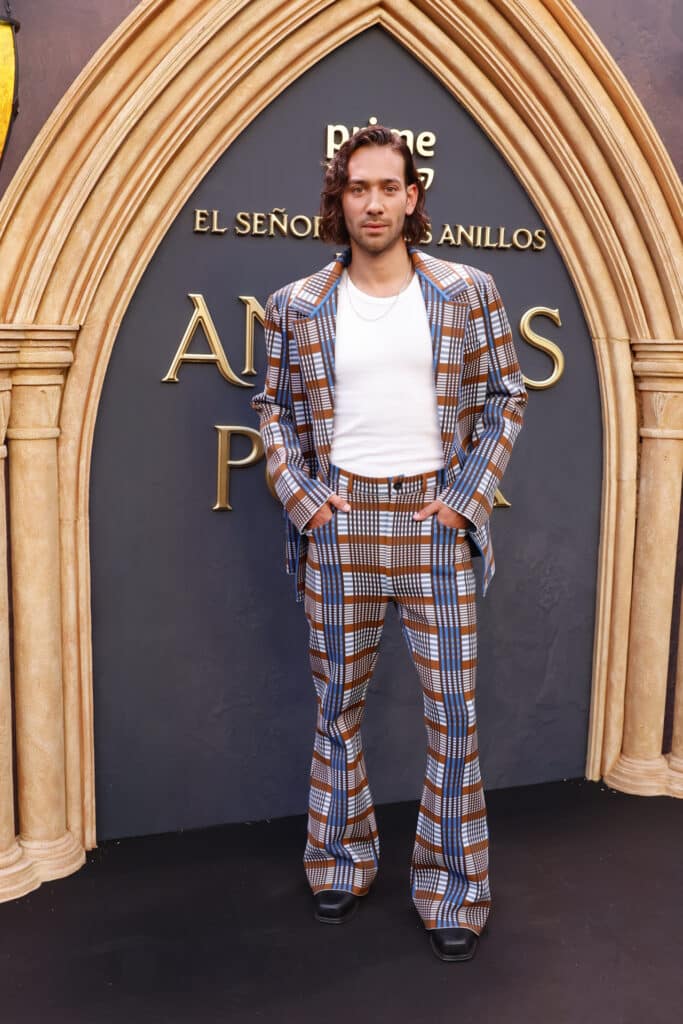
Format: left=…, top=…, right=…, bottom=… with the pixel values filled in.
left=0, top=21, right=16, bottom=162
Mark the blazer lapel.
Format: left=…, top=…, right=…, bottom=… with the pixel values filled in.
left=290, top=256, right=345, bottom=482
left=412, top=250, right=471, bottom=468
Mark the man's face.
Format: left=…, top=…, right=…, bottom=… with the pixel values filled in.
left=341, top=144, right=418, bottom=256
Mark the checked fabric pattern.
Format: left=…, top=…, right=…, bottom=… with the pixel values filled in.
left=251, top=248, right=528, bottom=602
left=303, top=466, right=490, bottom=933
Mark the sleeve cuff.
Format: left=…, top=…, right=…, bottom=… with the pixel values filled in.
left=438, top=487, right=487, bottom=531
left=285, top=479, right=334, bottom=534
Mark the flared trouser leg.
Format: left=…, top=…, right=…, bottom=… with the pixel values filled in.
left=395, top=520, right=490, bottom=934
left=303, top=511, right=387, bottom=895
left=301, top=467, right=490, bottom=929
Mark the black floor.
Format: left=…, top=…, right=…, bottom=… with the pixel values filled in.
left=1, top=779, right=681, bottom=1024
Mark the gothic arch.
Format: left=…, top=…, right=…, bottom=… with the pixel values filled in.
left=0, top=0, right=680, bottom=897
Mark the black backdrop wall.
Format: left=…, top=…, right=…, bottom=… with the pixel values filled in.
left=90, top=28, right=601, bottom=840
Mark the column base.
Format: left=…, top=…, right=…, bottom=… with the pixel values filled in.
left=604, top=753, right=670, bottom=795
left=0, top=840, right=41, bottom=902
left=19, top=830, right=85, bottom=882
left=666, top=753, right=683, bottom=797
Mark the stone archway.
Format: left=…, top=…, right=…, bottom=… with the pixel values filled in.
left=0, top=0, right=681, bottom=901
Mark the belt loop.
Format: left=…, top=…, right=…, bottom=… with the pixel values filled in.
left=347, top=471, right=354, bottom=499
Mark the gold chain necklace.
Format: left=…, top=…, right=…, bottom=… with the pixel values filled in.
left=343, top=264, right=414, bottom=323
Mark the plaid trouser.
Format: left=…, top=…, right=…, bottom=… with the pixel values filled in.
left=303, top=464, right=490, bottom=933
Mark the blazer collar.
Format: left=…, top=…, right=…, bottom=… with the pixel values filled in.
left=410, top=248, right=471, bottom=301
left=288, top=247, right=470, bottom=315
left=288, top=255, right=346, bottom=315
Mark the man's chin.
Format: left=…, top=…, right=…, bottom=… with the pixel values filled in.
left=350, top=233, right=404, bottom=257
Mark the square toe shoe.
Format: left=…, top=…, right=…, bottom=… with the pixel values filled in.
left=429, top=927, right=479, bottom=962
left=313, top=890, right=359, bottom=924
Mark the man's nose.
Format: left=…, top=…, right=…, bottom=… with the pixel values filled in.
left=366, top=189, right=384, bottom=212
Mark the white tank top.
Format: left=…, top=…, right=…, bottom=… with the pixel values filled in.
left=330, top=271, right=445, bottom=476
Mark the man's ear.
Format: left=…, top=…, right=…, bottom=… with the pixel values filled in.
left=405, top=182, right=418, bottom=215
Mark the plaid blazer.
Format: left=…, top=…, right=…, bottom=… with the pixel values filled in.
left=251, top=247, right=527, bottom=601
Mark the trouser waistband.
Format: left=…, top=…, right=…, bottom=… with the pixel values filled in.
left=328, top=463, right=446, bottom=501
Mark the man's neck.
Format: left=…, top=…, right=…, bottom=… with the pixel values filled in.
left=346, top=241, right=413, bottom=297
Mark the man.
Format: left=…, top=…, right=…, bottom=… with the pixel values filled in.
left=251, top=126, right=527, bottom=962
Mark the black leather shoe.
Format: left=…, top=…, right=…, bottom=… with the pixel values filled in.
left=313, top=890, right=359, bottom=924
left=429, top=927, right=479, bottom=962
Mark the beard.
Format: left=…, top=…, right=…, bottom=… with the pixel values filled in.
left=345, top=214, right=407, bottom=257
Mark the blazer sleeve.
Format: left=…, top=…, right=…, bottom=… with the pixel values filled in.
left=251, top=292, right=333, bottom=533
left=439, top=273, right=528, bottom=529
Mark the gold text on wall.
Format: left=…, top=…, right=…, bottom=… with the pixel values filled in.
left=162, top=294, right=565, bottom=511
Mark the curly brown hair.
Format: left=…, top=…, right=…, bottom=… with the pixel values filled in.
left=319, top=125, right=430, bottom=246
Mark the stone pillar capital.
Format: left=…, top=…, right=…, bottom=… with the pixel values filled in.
left=629, top=340, right=683, bottom=437
left=0, top=325, right=77, bottom=437
left=0, top=343, right=20, bottom=372
left=638, top=392, right=683, bottom=438
left=0, top=324, right=77, bottom=372
left=7, top=377, right=65, bottom=436
left=631, top=339, right=683, bottom=393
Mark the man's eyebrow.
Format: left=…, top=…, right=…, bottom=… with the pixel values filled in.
left=346, top=176, right=403, bottom=185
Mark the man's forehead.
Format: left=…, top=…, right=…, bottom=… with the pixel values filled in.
left=346, top=145, right=405, bottom=181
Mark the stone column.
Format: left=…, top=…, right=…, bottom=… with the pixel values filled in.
left=605, top=342, right=683, bottom=796
left=0, top=349, right=41, bottom=901
left=668, top=599, right=683, bottom=796
left=7, top=344, right=84, bottom=880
